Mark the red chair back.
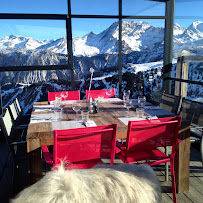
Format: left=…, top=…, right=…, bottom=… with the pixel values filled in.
left=126, top=117, right=181, bottom=156
left=48, top=90, right=80, bottom=101
left=86, top=89, right=116, bottom=99
left=53, top=124, right=117, bottom=167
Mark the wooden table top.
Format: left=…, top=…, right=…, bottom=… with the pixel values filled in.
left=27, top=99, right=184, bottom=153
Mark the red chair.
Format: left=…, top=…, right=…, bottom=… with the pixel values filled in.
left=116, top=116, right=182, bottom=203
left=42, top=124, right=117, bottom=169
left=48, top=90, right=80, bottom=102
left=86, top=89, right=116, bottom=100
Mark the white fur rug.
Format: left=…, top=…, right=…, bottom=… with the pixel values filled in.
left=11, top=164, right=161, bottom=203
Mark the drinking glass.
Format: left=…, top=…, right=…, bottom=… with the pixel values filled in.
left=106, top=89, right=112, bottom=97
left=55, top=96, right=62, bottom=108
left=126, top=99, right=132, bottom=111
left=138, top=96, right=146, bottom=108
left=81, top=110, right=89, bottom=123
left=123, top=90, right=130, bottom=98
left=123, top=95, right=127, bottom=108
left=72, top=102, right=81, bottom=121
left=54, top=108, right=62, bottom=121
left=137, top=108, right=144, bottom=118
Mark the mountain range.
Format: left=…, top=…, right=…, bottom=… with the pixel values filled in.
left=0, top=20, right=202, bottom=85
left=0, top=20, right=203, bottom=57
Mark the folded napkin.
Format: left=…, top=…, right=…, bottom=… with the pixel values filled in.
left=33, top=105, right=55, bottom=109
left=30, top=113, right=58, bottom=123
left=102, top=98, right=122, bottom=103
left=118, top=116, right=158, bottom=125
left=33, top=105, right=55, bottom=112
left=52, top=120, right=97, bottom=130
left=50, top=100, right=77, bottom=105
left=30, top=120, right=51, bottom=124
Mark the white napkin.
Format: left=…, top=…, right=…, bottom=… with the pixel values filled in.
left=30, top=113, right=58, bottom=123
left=52, top=120, right=97, bottom=130
left=102, top=98, right=122, bottom=103
left=118, top=116, right=158, bottom=125
left=33, top=105, right=55, bottom=112
left=50, top=100, right=77, bottom=105
left=33, top=105, right=54, bottom=109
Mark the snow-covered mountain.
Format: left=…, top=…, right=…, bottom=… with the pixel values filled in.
left=173, top=21, right=203, bottom=56
left=0, top=20, right=202, bottom=57
left=0, top=35, right=49, bottom=50
left=0, top=21, right=165, bottom=56
left=0, top=20, right=202, bottom=88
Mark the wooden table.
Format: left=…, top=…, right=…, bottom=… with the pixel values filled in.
left=27, top=100, right=190, bottom=193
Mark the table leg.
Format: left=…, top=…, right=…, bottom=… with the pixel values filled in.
left=28, top=147, right=43, bottom=185
left=175, top=127, right=190, bottom=193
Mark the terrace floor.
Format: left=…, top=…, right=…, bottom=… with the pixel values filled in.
left=14, top=144, right=203, bottom=202
left=112, top=144, right=203, bottom=203
left=158, top=145, right=203, bottom=203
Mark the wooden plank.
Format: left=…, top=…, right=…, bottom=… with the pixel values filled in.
left=183, top=184, right=203, bottom=203
left=154, top=165, right=194, bottom=203
left=182, top=55, right=203, bottom=62
left=181, top=62, right=189, bottom=98
left=175, top=57, right=181, bottom=96
left=175, top=125, right=191, bottom=193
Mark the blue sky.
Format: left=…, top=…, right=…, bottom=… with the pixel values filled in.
left=0, top=0, right=202, bottom=40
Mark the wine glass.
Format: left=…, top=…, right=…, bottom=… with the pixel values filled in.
left=123, top=90, right=130, bottom=97
left=138, top=96, right=146, bottom=108
left=123, top=90, right=130, bottom=107
left=72, top=102, right=81, bottom=121
left=54, top=96, right=62, bottom=108
left=106, top=89, right=112, bottom=97
left=126, top=99, right=132, bottom=111
left=61, top=91, right=69, bottom=100
left=123, top=94, right=127, bottom=108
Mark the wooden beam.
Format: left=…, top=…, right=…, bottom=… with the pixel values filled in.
left=182, top=55, right=203, bottom=62
left=181, top=62, right=189, bottom=98
left=175, top=57, right=181, bottom=96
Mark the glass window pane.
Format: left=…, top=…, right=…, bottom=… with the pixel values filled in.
left=0, top=20, right=67, bottom=67
left=173, top=18, right=203, bottom=57
left=72, top=19, right=119, bottom=56
left=0, top=0, right=67, bottom=14
left=71, top=0, right=118, bottom=15
left=123, top=0, right=165, bottom=16
left=175, top=0, right=203, bottom=20
left=1, top=71, right=72, bottom=113
left=72, top=19, right=119, bottom=98
left=122, top=19, right=165, bottom=98
left=174, top=0, right=203, bottom=101
left=0, top=19, right=66, bottom=41
left=187, top=62, right=203, bottom=99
